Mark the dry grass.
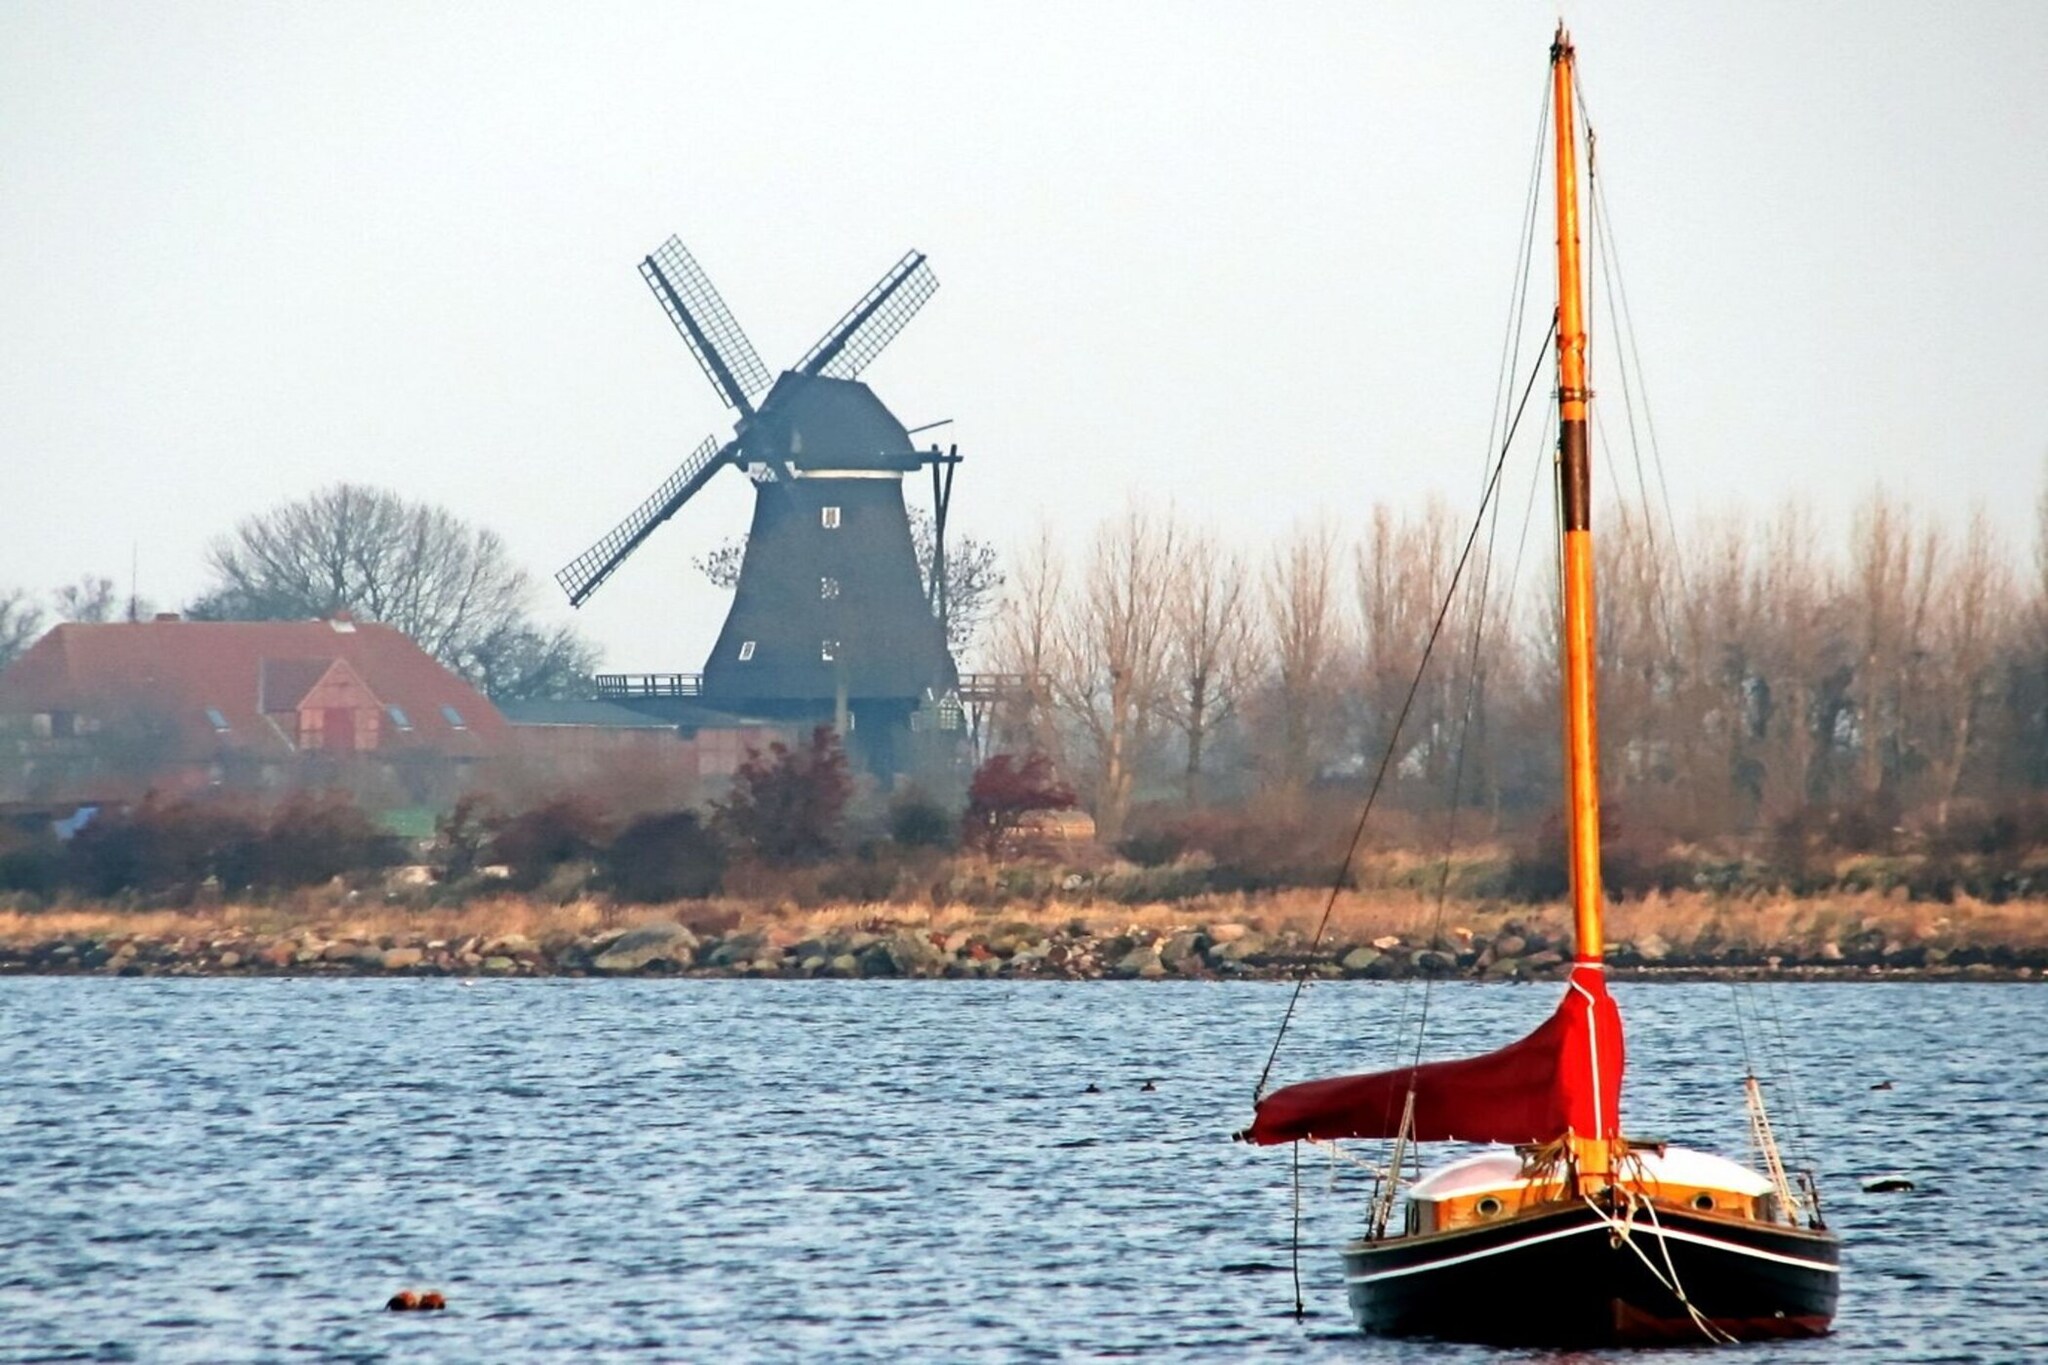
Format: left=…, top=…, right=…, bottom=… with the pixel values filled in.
left=7, top=884, right=2042, bottom=954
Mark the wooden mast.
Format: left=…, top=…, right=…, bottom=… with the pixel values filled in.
left=1551, top=27, right=1610, bottom=1182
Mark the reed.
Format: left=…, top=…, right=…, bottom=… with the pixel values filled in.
left=5, top=886, right=2044, bottom=955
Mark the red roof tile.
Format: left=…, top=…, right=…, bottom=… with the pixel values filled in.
left=0, top=618, right=508, bottom=760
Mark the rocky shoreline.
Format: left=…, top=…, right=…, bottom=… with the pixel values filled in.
left=2, top=916, right=2042, bottom=981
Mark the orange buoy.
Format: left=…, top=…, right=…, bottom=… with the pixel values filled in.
left=418, top=1291, right=447, bottom=1311
left=386, top=1290, right=420, bottom=1311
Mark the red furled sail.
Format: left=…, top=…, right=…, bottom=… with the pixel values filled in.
left=1241, top=965, right=1624, bottom=1147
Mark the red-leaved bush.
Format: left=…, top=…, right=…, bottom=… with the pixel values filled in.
left=961, top=752, right=1076, bottom=857
left=714, top=726, right=852, bottom=866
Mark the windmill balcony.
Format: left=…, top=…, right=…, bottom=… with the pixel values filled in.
left=595, top=674, right=705, bottom=700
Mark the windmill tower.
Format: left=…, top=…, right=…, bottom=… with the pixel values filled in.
left=556, top=237, right=962, bottom=771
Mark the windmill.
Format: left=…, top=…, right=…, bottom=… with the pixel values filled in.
left=557, top=236, right=962, bottom=768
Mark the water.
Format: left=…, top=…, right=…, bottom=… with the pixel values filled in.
left=1, top=978, right=2042, bottom=1363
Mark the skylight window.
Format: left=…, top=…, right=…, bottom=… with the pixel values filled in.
left=386, top=705, right=413, bottom=732
left=821, top=506, right=841, bottom=529
left=821, top=640, right=840, bottom=662
left=820, top=576, right=841, bottom=600
left=738, top=640, right=757, bottom=661
left=440, top=704, right=466, bottom=730
left=204, top=707, right=230, bottom=733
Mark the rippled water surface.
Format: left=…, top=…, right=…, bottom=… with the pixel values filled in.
left=2, top=978, right=2044, bottom=1362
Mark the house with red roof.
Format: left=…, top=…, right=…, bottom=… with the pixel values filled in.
left=0, top=615, right=508, bottom=804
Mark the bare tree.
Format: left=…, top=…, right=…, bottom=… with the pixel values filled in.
left=986, top=525, right=1068, bottom=762
left=1050, top=507, right=1178, bottom=842
left=190, top=483, right=598, bottom=700
left=1749, top=502, right=1848, bottom=815
left=51, top=575, right=133, bottom=624
left=1355, top=501, right=1470, bottom=794
left=0, top=589, right=45, bottom=672
left=1261, top=522, right=1345, bottom=791
left=1161, top=527, right=1254, bottom=803
left=1926, top=507, right=2015, bottom=824
left=909, top=509, right=1005, bottom=659
left=461, top=622, right=602, bottom=703
left=1845, top=491, right=1942, bottom=799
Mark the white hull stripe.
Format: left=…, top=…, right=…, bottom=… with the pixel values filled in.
left=1345, top=1219, right=1840, bottom=1285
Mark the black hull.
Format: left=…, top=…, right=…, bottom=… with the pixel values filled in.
left=1343, top=1200, right=1839, bottom=1347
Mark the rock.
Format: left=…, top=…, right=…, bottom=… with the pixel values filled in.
left=259, top=943, right=296, bottom=968
left=481, top=955, right=516, bottom=973
left=1414, top=949, right=1458, bottom=975
left=856, top=942, right=900, bottom=977
left=592, top=922, right=699, bottom=973
left=217, top=951, right=242, bottom=969
left=1371, top=935, right=1403, bottom=951
left=881, top=931, right=948, bottom=977
left=704, top=932, right=767, bottom=969
left=1819, top=940, right=1844, bottom=961
left=1493, top=934, right=1527, bottom=959
left=1339, top=947, right=1382, bottom=974
left=1208, top=922, right=1250, bottom=944
left=381, top=947, right=424, bottom=970
left=1484, top=955, right=1523, bottom=979
left=1159, top=931, right=1207, bottom=968
left=484, top=933, right=538, bottom=957
left=1633, top=932, right=1670, bottom=963
left=826, top=954, right=860, bottom=977
left=1862, top=1175, right=1915, bottom=1193
left=1208, top=933, right=1269, bottom=965
left=1113, top=945, right=1166, bottom=979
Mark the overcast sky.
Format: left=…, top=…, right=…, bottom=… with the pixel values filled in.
left=4, top=2, right=2045, bottom=670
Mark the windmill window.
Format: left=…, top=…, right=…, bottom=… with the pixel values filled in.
left=440, top=704, right=466, bottom=730
left=386, top=705, right=413, bottom=732
left=821, top=639, right=840, bottom=662
left=204, top=707, right=231, bottom=733
left=821, top=506, right=841, bottom=529
left=820, top=576, right=841, bottom=600
left=738, top=640, right=757, bottom=661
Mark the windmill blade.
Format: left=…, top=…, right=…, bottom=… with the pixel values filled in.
left=795, top=251, right=937, bottom=381
left=641, top=237, right=772, bottom=415
left=556, top=434, right=734, bottom=606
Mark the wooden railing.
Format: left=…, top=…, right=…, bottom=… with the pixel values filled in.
left=595, top=673, right=705, bottom=699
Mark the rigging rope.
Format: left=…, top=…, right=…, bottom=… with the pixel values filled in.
left=1290, top=1139, right=1305, bottom=1319
left=1382, top=79, right=1554, bottom=1099
left=1255, top=67, right=1564, bottom=1106
left=1580, top=79, right=1823, bottom=1179
left=1254, top=327, right=1554, bottom=1102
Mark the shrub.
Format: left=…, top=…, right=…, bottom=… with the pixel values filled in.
left=0, top=823, right=62, bottom=896
left=715, top=726, right=853, bottom=866
left=889, top=789, right=956, bottom=849
left=434, top=795, right=493, bottom=880
left=961, top=753, right=1075, bottom=857
left=489, top=797, right=610, bottom=891
left=62, top=797, right=265, bottom=899
left=254, top=793, right=401, bottom=888
left=603, top=810, right=725, bottom=902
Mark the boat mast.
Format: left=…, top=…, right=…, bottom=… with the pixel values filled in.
left=1551, top=27, right=1605, bottom=974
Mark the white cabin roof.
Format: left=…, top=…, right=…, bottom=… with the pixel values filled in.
left=1408, top=1146, right=1774, bottom=1202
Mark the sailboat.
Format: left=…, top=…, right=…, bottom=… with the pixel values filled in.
left=1238, top=29, right=1840, bottom=1347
